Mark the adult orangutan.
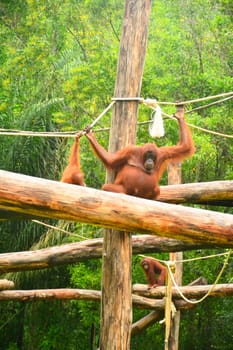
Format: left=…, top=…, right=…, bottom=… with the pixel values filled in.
left=85, top=105, right=195, bottom=199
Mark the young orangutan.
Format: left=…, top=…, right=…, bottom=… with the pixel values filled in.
left=61, top=135, right=85, bottom=186
left=141, top=257, right=167, bottom=289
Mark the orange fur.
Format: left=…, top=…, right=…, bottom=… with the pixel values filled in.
left=61, top=137, right=85, bottom=186
left=85, top=107, right=194, bottom=199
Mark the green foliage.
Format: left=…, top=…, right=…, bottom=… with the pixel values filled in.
left=0, top=0, right=233, bottom=348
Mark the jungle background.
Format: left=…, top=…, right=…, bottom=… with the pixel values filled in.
left=0, top=0, right=233, bottom=349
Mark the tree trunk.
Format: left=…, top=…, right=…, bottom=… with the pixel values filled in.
left=100, top=1, right=152, bottom=349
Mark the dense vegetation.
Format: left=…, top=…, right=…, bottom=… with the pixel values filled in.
left=0, top=0, right=233, bottom=349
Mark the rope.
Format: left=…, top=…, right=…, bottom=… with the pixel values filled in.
left=0, top=128, right=106, bottom=138
left=89, top=100, right=115, bottom=129
left=167, top=249, right=232, bottom=305
left=164, top=262, right=174, bottom=350
left=161, top=111, right=233, bottom=139
left=0, top=91, right=232, bottom=138
left=1, top=116, right=232, bottom=139
left=32, top=220, right=88, bottom=240
left=186, top=95, right=233, bottom=113
left=94, top=95, right=233, bottom=138
left=0, top=101, right=116, bottom=138
left=176, top=251, right=231, bottom=263
left=0, top=129, right=77, bottom=138
left=186, top=123, right=233, bottom=138
left=142, top=91, right=233, bottom=106
left=139, top=251, right=230, bottom=265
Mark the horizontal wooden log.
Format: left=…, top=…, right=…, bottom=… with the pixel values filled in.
left=0, top=235, right=215, bottom=273
left=158, top=180, right=233, bottom=206
left=0, top=288, right=101, bottom=301
left=0, top=279, right=14, bottom=290
left=0, top=288, right=196, bottom=310
left=1, top=180, right=232, bottom=221
left=0, top=170, right=233, bottom=247
left=133, top=283, right=233, bottom=298
left=131, top=311, right=163, bottom=336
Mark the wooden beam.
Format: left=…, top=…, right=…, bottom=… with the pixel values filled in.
left=0, top=170, right=233, bottom=247
left=133, top=283, right=233, bottom=298
left=131, top=311, right=164, bottom=336
left=0, top=236, right=216, bottom=274
left=1, top=180, right=233, bottom=221
left=0, top=288, right=187, bottom=310
left=158, top=180, right=233, bottom=206
left=0, top=284, right=232, bottom=302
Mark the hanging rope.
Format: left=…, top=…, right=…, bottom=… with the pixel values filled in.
left=167, top=249, right=232, bottom=305
left=164, top=261, right=174, bottom=350
left=139, top=250, right=232, bottom=305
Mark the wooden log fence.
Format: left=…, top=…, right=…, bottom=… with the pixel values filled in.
left=0, top=170, right=233, bottom=247
left=0, top=235, right=217, bottom=273
left=158, top=180, right=233, bottom=206
left=0, top=284, right=233, bottom=302
left=133, top=283, right=233, bottom=299
left=1, top=178, right=233, bottom=221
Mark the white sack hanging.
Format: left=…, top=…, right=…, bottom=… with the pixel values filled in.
left=149, top=105, right=164, bottom=138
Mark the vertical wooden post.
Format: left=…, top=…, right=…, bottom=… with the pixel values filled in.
left=99, top=1, right=152, bottom=349
left=168, top=162, right=183, bottom=350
